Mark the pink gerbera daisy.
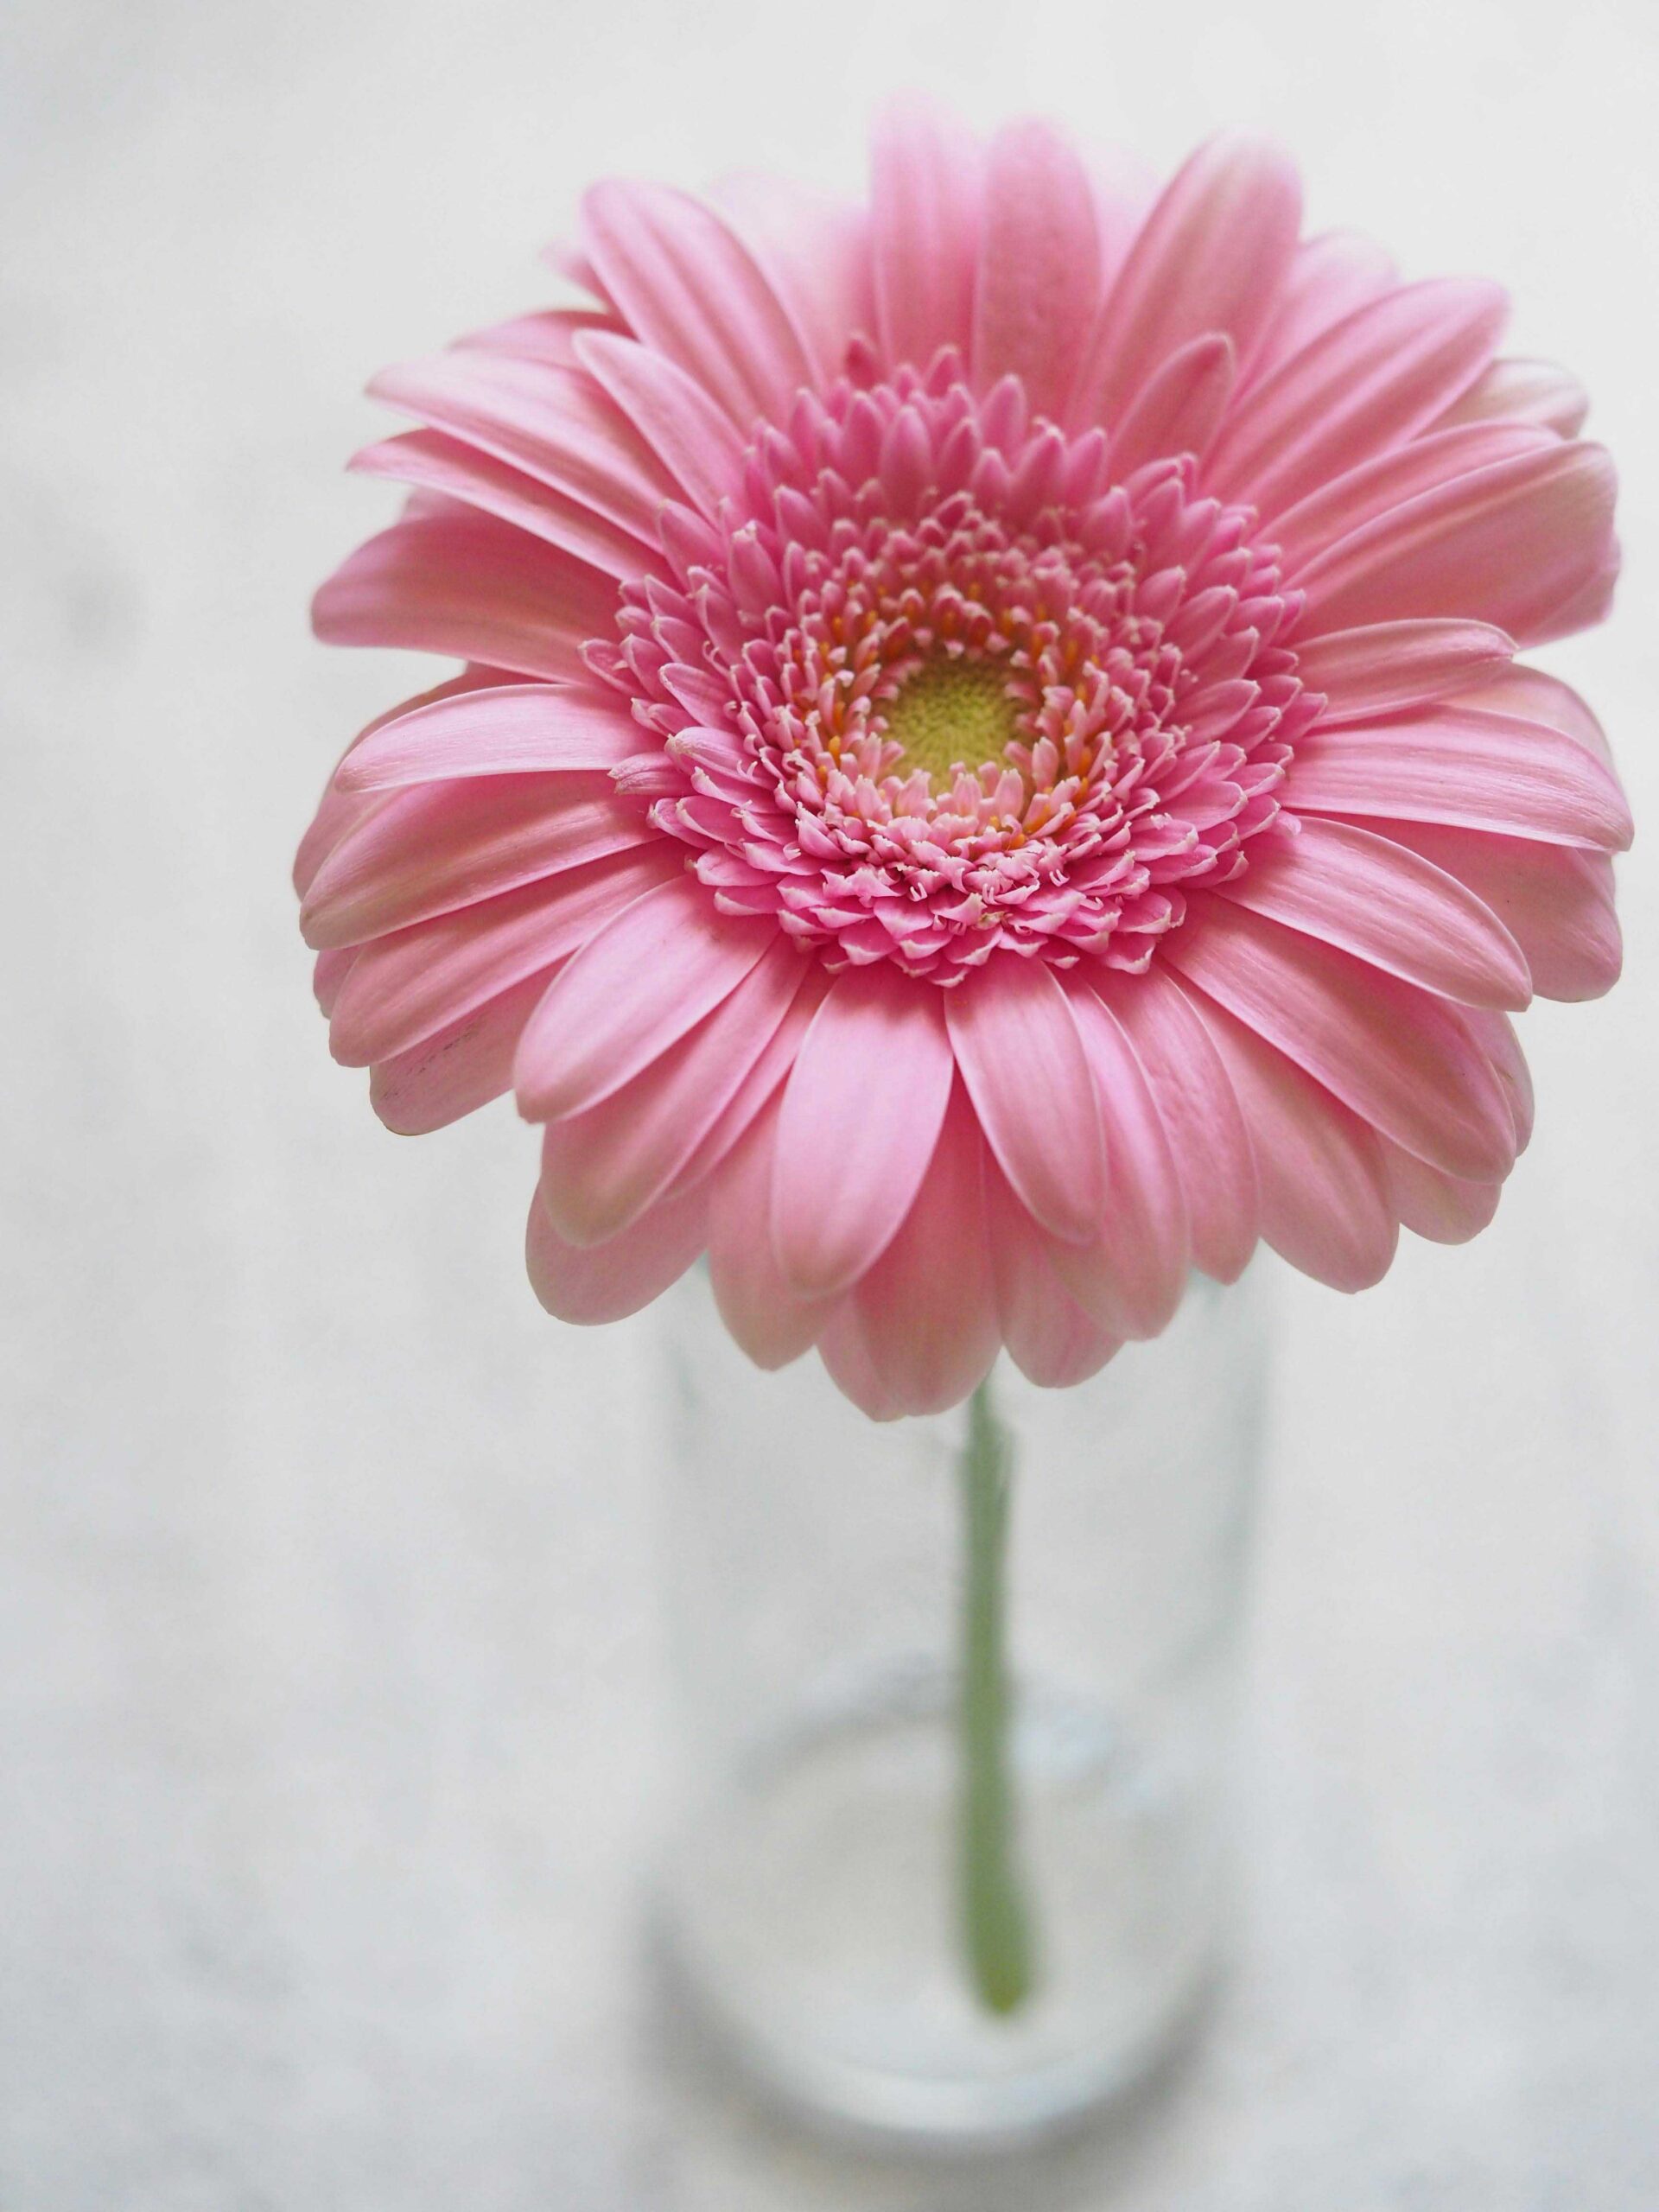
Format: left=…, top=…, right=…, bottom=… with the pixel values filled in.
left=297, top=105, right=1629, bottom=1419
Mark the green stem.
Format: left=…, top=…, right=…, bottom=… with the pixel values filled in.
left=957, top=1374, right=1036, bottom=2015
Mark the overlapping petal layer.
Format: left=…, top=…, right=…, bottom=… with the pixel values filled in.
left=300, top=107, right=1626, bottom=1416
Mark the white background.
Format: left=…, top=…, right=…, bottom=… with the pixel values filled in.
left=2, top=0, right=1656, bottom=2203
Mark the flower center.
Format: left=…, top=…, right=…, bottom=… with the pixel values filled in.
left=601, top=355, right=1323, bottom=980
left=881, top=654, right=1022, bottom=787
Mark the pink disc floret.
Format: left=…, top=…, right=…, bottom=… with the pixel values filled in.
left=593, top=354, right=1320, bottom=981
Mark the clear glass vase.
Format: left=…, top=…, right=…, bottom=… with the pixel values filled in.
left=651, top=1262, right=1269, bottom=2147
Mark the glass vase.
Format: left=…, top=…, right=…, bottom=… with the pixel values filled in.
left=651, top=1262, right=1269, bottom=2147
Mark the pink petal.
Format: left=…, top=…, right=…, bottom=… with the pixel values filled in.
left=579, top=181, right=814, bottom=431
left=336, top=683, right=643, bottom=792
left=513, top=874, right=773, bottom=1121
left=525, top=1181, right=707, bottom=1325
left=1348, top=816, right=1620, bottom=1003
left=709, top=173, right=874, bottom=389
left=1068, top=135, right=1301, bottom=430
left=1287, top=704, right=1632, bottom=851
left=827, top=1088, right=1000, bottom=1419
left=297, top=672, right=525, bottom=897
left=1449, top=664, right=1615, bottom=768
left=869, top=95, right=983, bottom=374
left=575, top=329, right=747, bottom=518
left=1294, top=619, right=1515, bottom=723
left=1047, top=984, right=1191, bottom=1338
left=1088, top=149, right=1160, bottom=296
left=1521, top=556, right=1619, bottom=642
left=812, top=1300, right=902, bottom=1422
left=313, top=949, right=354, bottom=1017
left=1101, top=963, right=1259, bottom=1283
left=312, top=513, right=619, bottom=683
left=771, top=964, right=955, bottom=1298
left=1106, top=332, right=1236, bottom=478
left=1272, top=422, right=1548, bottom=574
left=944, top=958, right=1107, bottom=1245
left=1292, top=441, right=1618, bottom=646
left=984, top=1163, right=1122, bottom=1389
left=537, top=938, right=808, bottom=1244
left=1437, top=356, right=1588, bottom=438
left=1185, top=988, right=1398, bottom=1292
left=368, top=352, right=675, bottom=544
left=351, top=429, right=653, bottom=582
left=1215, top=817, right=1531, bottom=1011
left=971, top=119, right=1102, bottom=422
left=1205, top=278, right=1507, bottom=518
left=1166, top=898, right=1518, bottom=1183
left=369, top=968, right=555, bottom=1135
left=301, top=772, right=645, bottom=950
left=708, top=1097, right=837, bottom=1370
left=451, top=305, right=623, bottom=365
left=1461, top=1007, right=1533, bottom=1154
left=1380, top=1141, right=1503, bottom=1245
left=664, top=963, right=832, bottom=1199
left=297, top=783, right=386, bottom=907
left=1238, top=228, right=1398, bottom=390
left=328, top=844, right=680, bottom=1066
left=541, top=239, right=613, bottom=305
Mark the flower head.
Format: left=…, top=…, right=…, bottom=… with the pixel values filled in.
left=299, top=106, right=1629, bottom=1418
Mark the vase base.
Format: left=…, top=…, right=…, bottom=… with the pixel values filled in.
left=655, top=1664, right=1230, bottom=2151
left=657, top=1914, right=1218, bottom=2153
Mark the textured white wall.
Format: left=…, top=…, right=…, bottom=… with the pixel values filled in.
left=2, top=0, right=1656, bottom=2203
